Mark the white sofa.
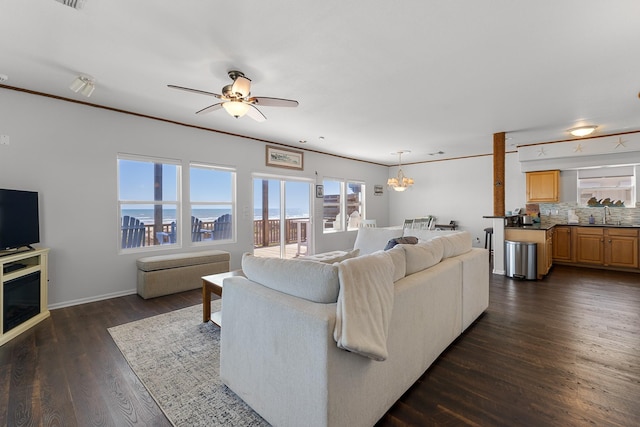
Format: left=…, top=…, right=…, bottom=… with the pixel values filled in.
left=220, top=229, right=489, bottom=427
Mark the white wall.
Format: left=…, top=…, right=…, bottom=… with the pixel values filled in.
left=388, top=152, right=526, bottom=246
left=0, top=89, right=388, bottom=307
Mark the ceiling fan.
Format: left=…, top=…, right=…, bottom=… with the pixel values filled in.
left=168, top=70, right=298, bottom=122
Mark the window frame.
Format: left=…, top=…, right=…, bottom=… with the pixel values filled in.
left=189, top=162, right=237, bottom=244
left=117, top=153, right=182, bottom=253
left=322, top=178, right=367, bottom=233
left=576, top=166, right=637, bottom=208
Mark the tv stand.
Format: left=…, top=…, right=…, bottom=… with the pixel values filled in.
left=0, top=248, right=50, bottom=346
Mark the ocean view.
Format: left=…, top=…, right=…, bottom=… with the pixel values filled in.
left=122, top=208, right=309, bottom=224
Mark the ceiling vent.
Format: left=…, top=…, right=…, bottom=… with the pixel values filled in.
left=55, top=0, right=85, bottom=9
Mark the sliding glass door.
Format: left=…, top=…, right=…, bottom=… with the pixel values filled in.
left=252, top=177, right=312, bottom=259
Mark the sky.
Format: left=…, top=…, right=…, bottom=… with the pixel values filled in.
left=119, top=159, right=312, bottom=215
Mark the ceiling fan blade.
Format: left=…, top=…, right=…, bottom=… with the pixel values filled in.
left=250, top=97, right=299, bottom=108
left=245, top=104, right=267, bottom=122
left=168, top=84, right=223, bottom=99
left=195, top=103, right=224, bottom=115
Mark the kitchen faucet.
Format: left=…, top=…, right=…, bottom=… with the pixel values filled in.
left=603, top=206, right=610, bottom=224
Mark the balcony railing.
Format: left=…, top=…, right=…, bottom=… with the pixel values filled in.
left=136, top=218, right=308, bottom=247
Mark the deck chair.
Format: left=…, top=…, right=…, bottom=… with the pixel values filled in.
left=121, top=215, right=145, bottom=248
left=191, top=216, right=209, bottom=242
left=212, top=213, right=232, bottom=240
left=156, top=221, right=176, bottom=244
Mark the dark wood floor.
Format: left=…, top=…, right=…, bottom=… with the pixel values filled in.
left=1, top=265, right=639, bottom=427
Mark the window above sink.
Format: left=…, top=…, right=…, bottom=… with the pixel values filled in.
left=577, top=165, right=636, bottom=208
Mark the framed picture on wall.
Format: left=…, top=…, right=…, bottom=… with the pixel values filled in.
left=315, top=184, right=324, bottom=198
left=265, top=145, right=304, bottom=170
left=374, top=185, right=384, bottom=196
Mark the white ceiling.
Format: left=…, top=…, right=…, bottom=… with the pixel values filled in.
left=2, top=0, right=640, bottom=165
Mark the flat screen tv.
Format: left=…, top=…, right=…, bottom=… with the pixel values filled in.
left=0, top=188, right=40, bottom=251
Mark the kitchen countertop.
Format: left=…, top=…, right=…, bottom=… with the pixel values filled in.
left=506, top=224, right=554, bottom=231
left=554, top=223, right=640, bottom=228
left=507, top=223, right=640, bottom=230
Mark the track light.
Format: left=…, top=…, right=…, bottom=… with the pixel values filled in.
left=69, top=75, right=95, bottom=97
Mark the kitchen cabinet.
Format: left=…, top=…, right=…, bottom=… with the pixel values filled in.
left=575, top=227, right=604, bottom=265
left=505, top=227, right=553, bottom=279
left=552, top=225, right=573, bottom=262
left=606, top=228, right=638, bottom=269
left=526, top=170, right=559, bottom=202
left=574, top=227, right=639, bottom=269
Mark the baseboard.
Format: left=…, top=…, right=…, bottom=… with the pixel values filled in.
left=48, top=288, right=137, bottom=310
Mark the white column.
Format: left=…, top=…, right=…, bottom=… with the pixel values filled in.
left=492, top=217, right=505, bottom=275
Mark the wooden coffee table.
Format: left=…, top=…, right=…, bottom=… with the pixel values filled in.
left=201, top=270, right=244, bottom=326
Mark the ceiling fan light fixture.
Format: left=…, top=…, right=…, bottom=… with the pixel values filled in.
left=231, top=76, right=251, bottom=98
left=569, top=125, right=597, bottom=137
left=222, top=101, right=250, bottom=118
left=69, top=75, right=95, bottom=97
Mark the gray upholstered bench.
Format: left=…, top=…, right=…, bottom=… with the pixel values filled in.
left=136, top=250, right=230, bottom=299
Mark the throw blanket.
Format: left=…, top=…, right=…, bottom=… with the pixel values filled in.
left=333, top=251, right=395, bottom=361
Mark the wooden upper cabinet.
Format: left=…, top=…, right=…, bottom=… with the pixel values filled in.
left=526, top=170, right=559, bottom=202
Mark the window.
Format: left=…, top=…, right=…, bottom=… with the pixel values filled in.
left=577, top=166, right=636, bottom=207
left=118, top=154, right=181, bottom=250
left=322, top=179, right=366, bottom=232
left=346, top=181, right=365, bottom=230
left=190, top=163, right=235, bottom=243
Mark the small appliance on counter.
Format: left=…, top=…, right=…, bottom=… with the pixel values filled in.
left=521, top=214, right=534, bottom=225
left=568, top=209, right=579, bottom=224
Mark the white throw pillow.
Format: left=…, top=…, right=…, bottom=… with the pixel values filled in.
left=241, top=253, right=340, bottom=303
left=400, top=238, right=445, bottom=275
left=353, top=227, right=404, bottom=255
left=432, top=231, right=472, bottom=258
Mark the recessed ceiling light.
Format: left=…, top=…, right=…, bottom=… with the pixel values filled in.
left=0, top=74, right=8, bottom=82
left=569, top=125, right=597, bottom=137
left=299, top=140, right=307, bottom=144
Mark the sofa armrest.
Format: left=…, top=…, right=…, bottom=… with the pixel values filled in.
left=220, top=276, right=336, bottom=427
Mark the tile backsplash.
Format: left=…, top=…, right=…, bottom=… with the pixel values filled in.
left=538, top=203, right=640, bottom=226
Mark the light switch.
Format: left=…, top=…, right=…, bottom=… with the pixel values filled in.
left=0, top=135, right=9, bottom=145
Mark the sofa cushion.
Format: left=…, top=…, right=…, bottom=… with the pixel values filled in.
left=432, top=231, right=472, bottom=258
left=384, top=236, right=418, bottom=250
left=241, top=253, right=339, bottom=303
left=400, top=238, right=444, bottom=275
left=136, top=250, right=230, bottom=272
left=386, top=245, right=406, bottom=281
left=353, top=226, right=404, bottom=255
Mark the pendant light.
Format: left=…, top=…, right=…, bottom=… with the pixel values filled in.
left=387, top=151, right=414, bottom=192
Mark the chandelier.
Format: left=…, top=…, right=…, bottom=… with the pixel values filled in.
left=387, top=151, right=414, bottom=192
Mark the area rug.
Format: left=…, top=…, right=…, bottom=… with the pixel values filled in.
left=108, top=301, right=269, bottom=427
